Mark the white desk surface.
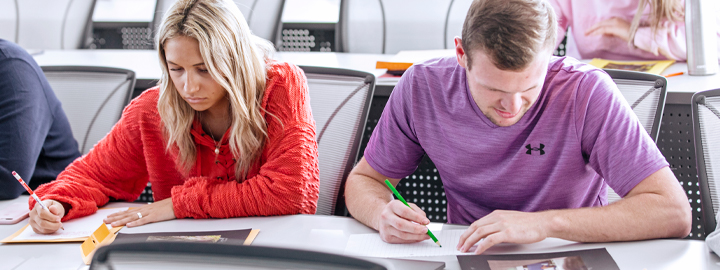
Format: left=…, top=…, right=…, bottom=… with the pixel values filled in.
left=0, top=196, right=718, bottom=270
left=32, top=49, right=720, bottom=95
left=32, top=49, right=392, bottom=83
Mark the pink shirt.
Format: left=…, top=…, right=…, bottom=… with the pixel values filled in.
left=549, top=0, right=719, bottom=61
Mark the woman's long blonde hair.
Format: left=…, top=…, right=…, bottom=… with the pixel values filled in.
left=156, top=0, right=275, bottom=180
left=628, top=0, right=684, bottom=47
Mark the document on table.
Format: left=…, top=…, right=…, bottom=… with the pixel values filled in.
left=1, top=207, right=128, bottom=243
left=345, top=229, right=472, bottom=257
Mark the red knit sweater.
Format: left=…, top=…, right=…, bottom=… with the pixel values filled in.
left=32, top=62, right=319, bottom=220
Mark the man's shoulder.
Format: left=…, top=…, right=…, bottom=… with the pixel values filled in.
left=545, top=57, right=614, bottom=94
left=399, top=56, right=463, bottom=92
left=0, top=40, right=33, bottom=63
left=548, top=56, right=605, bottom=79
left=410, top=56, right=462, bottom=75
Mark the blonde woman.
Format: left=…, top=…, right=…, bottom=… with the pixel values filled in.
left=549, top=0, right=718, bottom=61
left=28, top=0, right=319, bottom=234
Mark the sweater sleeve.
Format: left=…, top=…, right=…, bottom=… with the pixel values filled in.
left=548, top=0, right=572, bottom=48
left=633, top=20, right=687, bottom=61
left=31, top=93, right=153, bottom=221
left=171, top=63, right=320, bottom=218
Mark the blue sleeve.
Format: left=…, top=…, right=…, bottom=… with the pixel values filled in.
left=0, top=57, right=54, bottom=199
left=364, top=66, right=426, bottom=179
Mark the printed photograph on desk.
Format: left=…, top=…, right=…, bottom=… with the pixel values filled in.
left=457, top=248, right=618, bottom=270
left=487, top=256, right=584, bottom=270
left=114, top=229, right=259, bottom=245
left=146, top=235, right=226, bottom=243
left=588, top=58, right=674, bottom=75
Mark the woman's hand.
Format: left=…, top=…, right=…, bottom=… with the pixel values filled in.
left=29, top=199, right=65, bottom=234
left=104, top=198, right=176, bottom=228
left=585, top=17, right=632, bottom=42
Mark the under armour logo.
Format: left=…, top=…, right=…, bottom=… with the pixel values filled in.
left=525, top=144, right=545, bottom=155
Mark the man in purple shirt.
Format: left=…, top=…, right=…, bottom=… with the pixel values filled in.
left=344, top=0, right=691, bottom=254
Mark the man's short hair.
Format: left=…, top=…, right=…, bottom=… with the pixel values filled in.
left=461, top=0, right=557, bottom=71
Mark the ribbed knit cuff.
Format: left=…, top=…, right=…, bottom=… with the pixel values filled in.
left=633, top=27, right=659, bottom=56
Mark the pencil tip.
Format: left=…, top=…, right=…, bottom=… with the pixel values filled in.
left=436, top=242, right=442, bottom=247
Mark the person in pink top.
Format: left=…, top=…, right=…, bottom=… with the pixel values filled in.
left=549, top=0, right=719, bottom=61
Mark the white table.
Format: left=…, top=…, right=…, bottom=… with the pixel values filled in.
left=32, top=50, right=392, bottom=82
left=1, top=196, right=718, bottom=270
left=32, top=49, right=720, bottom=98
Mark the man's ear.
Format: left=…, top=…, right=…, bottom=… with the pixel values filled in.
left=454, top=37, right=467, bottom=69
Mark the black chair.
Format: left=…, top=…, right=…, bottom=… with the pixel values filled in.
left=692, top=88, right=720, bottom=236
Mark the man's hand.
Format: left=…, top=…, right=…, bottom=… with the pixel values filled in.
left=585, top=17, right=632, bottom=42
left=456, top=210, right=551, bottom=254
left=104, top=198, right=176, bottom=228
left=377, top=200, right=432, bottom=243
left=29, top=199, right=65, bottom=234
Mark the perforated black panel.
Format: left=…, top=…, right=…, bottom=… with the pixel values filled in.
left=279, top=24, right=336, bottom=52
left=398, top=157, right=447, bottom=222
left=658, top=104, right=705, bottom=240
left=553, top=32, right=567, bottom=57
left=135, top=183, right=154, bottom=203
left=91, top=26, right=153, bottom=50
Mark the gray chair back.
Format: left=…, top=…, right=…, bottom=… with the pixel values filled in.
left=693, top=89, right=720, bottom=236
left=300, top=66, right=374, bottom=216
left=41, top=66, right=135, bottom=154
left=604, top=69, right=667, bottom=203
left=152, top=0, right=283, bottom=44
left=341, top=0, right=465, bottom=54
left=0, top=0, right=18, bottom=43
left=14, top=0, right=96, bottom=49
left=606, top=69, right=667, bottom=140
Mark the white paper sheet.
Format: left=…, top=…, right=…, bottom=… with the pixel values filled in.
left=345, top=229, right=472, bottom=257
left=13, top=207, right=129, bottom=240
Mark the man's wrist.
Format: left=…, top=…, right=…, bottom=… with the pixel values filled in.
left=542, top=210, right=568, bottom=239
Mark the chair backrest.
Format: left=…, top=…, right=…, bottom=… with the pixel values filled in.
left=16, top=0, right=95, bottom=49
left=151, top=0, right=177, bottom=40
left=91, top=242, right=387, bottom=269
left=0, top=0, right=18, bottom=43
left=245, top=0, right=285, bottom=42
left=603, top=69, right=667, bottom=203
left=341, top=0, right=464, bottom=54
left=152, top=0, right=283, bottom=45
left=41, top=66, right=135, bottom=154
left=444, top=0, right=473, bottom=49
left=693, top=88, right=720, bottom=236
left=300, top=66, right=375, bottom=216
left=605, top=69, right=667, bottom=141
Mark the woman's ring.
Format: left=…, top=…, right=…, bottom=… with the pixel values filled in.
left=137, top=212, right=143, bottom=219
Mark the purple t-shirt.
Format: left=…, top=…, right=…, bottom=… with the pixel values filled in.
left=364, top=56, right=668, bottom=225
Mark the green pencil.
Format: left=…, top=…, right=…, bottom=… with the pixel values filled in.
left=384, top=179, right=442, bottom=247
